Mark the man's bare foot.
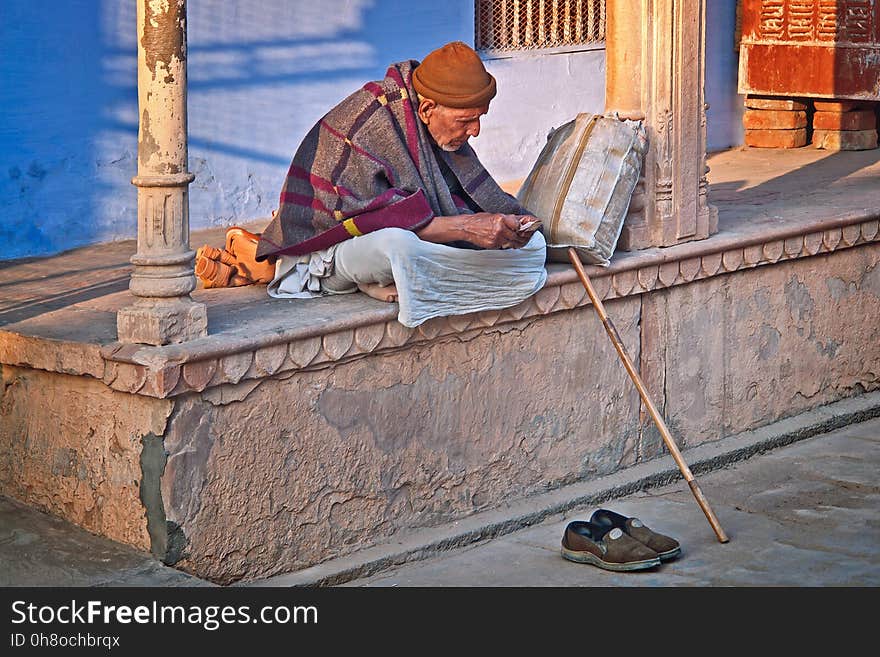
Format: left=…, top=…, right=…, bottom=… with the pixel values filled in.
left=357, top=282, right=398, bottom=303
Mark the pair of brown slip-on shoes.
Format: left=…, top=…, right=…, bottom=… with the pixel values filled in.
left=561, top=520, right=661, bottom=572
left=590, top=508, right=682, bottom=562
left=195, top=227, right=275, bottom=288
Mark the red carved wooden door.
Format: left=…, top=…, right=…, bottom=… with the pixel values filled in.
left=738, top=1, right=879, bottom=149
left=739, top=0, right=880, bottom=100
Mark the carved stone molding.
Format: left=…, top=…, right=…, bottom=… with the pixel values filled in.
left=94, top=214, right=880, bottom=398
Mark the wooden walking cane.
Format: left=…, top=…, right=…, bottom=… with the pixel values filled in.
left=568, top=248, right=729, bottom=543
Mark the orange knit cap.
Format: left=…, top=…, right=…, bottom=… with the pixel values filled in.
left=412, top=41, right=497, bottom=108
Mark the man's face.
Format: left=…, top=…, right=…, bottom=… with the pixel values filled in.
left=418, top=99, right=490, bottom=152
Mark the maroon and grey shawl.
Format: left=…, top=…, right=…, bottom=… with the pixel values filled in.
left=255, top=60, right=528, bottom=262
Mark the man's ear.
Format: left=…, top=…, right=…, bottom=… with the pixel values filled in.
left=417, top=98, right=436, bottom=124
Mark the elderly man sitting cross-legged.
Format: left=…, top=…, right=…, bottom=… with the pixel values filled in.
left=199, top=41, right=547, bottom=328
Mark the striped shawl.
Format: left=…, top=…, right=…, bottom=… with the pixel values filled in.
left=255, top=60, right=527, bottom=262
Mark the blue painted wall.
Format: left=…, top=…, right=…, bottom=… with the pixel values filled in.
left=706, top=0, right=744, bottom=152
left=2, top=1, right=125, bottom=259
left=1, top=1, right=739, bottom=261
left=1, top=0, right=475, bottom=261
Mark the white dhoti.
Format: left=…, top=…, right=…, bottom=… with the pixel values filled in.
left=267, top=228, right=548, bottom=328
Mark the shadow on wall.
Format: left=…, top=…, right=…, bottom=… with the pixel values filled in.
left=0, top=0, right=472, bottom=261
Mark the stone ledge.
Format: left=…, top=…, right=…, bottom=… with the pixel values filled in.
left=1, top=209, right=878, bottom=399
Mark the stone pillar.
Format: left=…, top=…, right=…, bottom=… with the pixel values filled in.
left=606, top=0, right=718, bottom=251
left=117, top=0, right=207, bottom=345
left=605, top=1, right=643, bottom=120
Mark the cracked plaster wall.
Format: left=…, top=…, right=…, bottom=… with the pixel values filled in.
left=0, top=366, right=173, bottom=550
left=0, top=245, right=876, bottom=583
left=160, top=244, right=878, bottom=584
left=160, top=299, right=643, bottom=584
left=656, top=246, right=880, bottom=446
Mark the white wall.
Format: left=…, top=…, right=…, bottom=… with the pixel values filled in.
left=479, top=48, right=606, bottom=186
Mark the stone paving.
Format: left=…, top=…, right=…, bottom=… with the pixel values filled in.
left=0, top=494, right=211, bottom=587
left=341, top=415, right=880, bottom=587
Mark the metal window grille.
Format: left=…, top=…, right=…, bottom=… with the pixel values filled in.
left=475, top=0, right=606, bottom=52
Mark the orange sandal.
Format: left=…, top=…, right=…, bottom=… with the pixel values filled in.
left=195, top=250, right=252, bottom=288
left=193, top=228, right=274, bottom=289
left=224, top=227, right=275, bottom=284
left=196, top=244, right=237, bottom=268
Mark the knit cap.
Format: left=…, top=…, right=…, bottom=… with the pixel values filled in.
left=412, top=41, right=497, bottom=108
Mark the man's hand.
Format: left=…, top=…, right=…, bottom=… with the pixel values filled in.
left=416, top=213, right=542, bottom=249
left=459, top=213, right=532, bottom=249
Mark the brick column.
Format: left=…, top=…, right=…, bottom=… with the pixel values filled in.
left=117, top=0, right=207, bottom=345
left=606, top=0, right=718, bottom=251
left=743, top=96, right=808, bottom=148
left=812, top=100, right=879, bottom=151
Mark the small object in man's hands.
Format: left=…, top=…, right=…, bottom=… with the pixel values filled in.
left=518, top=219, right=541, bottom=234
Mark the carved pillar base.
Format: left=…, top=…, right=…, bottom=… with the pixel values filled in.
left=117, top=173, right=206, bottom=345
left=117, top=298, right=207, bottom=346
left=619, top=186, right=718, bottom=250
